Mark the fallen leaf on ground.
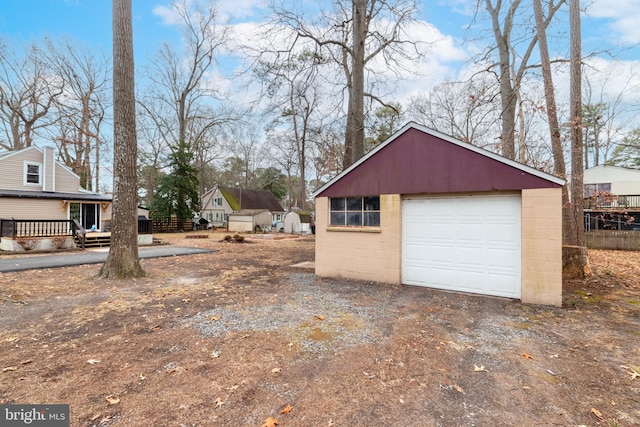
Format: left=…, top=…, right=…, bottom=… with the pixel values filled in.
left=280, top=404, right=293, bottom=414
left=87, top=359, right=100, bottom=364
left=520, top=353, right=535, bottom=360
left=261, top=416, right=279, bottom=427
left=591, top=407, right=603, bottom=420
left=448, top=341, right=470, bottom=351
left=363, top=371, right=375, bottom=379
left=621, top=365, right=639, bottom=380
left=453, top=384, right=465, bottom=394
left=2, top=366, right=18, bottom=372
left=106, top=395, right=120, bottom=405
left=271, top=367, right=282, bottom=374
left=314, top=315, right=325, bottom=321
left=215, top=397, right=224, bottom=408
left=474, top=365, right=488, bottom=372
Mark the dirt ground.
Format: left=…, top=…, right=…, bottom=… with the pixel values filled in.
left=1, top=231, right=639, bottom=427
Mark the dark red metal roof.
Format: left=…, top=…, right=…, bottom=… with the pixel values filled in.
left=316, top=125, right=563, bottom=198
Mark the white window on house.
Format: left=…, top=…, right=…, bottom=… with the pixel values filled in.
left=584, top=183, right=611, bottom=197
left=24, top=162, right=41, bottom=185
left=212, top=197, right=223, bottom=207
left=330, top=196, right=380, bottom=227
left=206, top=213, right=213, bottom=222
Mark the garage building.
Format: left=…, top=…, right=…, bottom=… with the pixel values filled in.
left=313, top=123, right=565, bottom=306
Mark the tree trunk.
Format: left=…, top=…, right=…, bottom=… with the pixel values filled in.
left=532, top=0, right=573, bottom=245
left=486, top=0, right=520, bottom=160
left=100, top=0, right=145, bottom=278
left=566, top=0, right=587, bottom=278
left=345, top=0, right=367, bottom=168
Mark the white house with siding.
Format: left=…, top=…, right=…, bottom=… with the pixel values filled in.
left=0, top=145, right=112, bottom=229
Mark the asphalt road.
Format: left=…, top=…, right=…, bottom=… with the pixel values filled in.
left=0, top=246, right=215, bottom=273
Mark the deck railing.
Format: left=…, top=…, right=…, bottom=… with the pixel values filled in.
left=0, top=218, right=153, bottom=239
left=584, top=194, right=640, bottom=210
left=0, top=219, right=76, bottom=239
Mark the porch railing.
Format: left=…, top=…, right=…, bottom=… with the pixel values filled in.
left=71, top=219, right=86, bottom=249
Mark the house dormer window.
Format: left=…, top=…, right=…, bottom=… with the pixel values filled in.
left=24, top=162, right=41, bottom=185
left=213, top=197, right=223, bottom=207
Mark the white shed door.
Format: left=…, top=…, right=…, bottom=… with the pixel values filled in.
left=402, top=195, right=521, bottom=299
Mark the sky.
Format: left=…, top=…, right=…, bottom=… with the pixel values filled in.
left=0, top=0, right=637, bottom=103
left=0, top=0, right=638, bottom=188
left=1, top=0, right=636, bottom=79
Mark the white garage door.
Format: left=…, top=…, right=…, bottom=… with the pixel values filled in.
left=402, top=195, right=521, bottom=299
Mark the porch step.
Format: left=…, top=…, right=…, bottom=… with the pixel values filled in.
left=75, top=234, right=111, bottom=248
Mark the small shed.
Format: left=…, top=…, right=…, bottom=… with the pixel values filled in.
left=313, top=122, right=565, bottom=306
left=228, top=209, right=272, bottom=233
left=283, top=211, right=301, bottom=234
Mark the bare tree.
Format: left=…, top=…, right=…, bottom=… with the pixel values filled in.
left=266, top=0, right=423, bottom=168
left=256, top=50, right=327, bottom=210
left=45, top=38, right=110, bottom=191
left=407, top=78, right=501, bottom=149
left=223, top=126, right=267, bottom=189
left=582, top=68, right=640, bottom=168
left=0, top=42, right=63, bottom=150
left=533, top=0, right=572, bottom=244
left=480, top=0, right=564, bottom=160
left=309, top=123, right=345, bottom=186
left=138, top=0, right=231, bottom=204
left=265, top=129, right=299, bottom=210
left=100, top=0, right=145, bottom=279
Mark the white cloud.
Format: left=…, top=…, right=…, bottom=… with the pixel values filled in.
left=153, top=0, right=266, bottom=26
left=216, top=0, right=266, bottom=22
left=587, top=0, right=640, bottom=45
left=152, top=4, right=182, bottom=26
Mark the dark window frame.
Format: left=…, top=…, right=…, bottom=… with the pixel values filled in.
left=25, top=162, right=41, bottom=185
left=329, top=196, right=380, bottom=227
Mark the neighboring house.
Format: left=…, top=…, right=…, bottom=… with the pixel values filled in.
left=313, top=122, right=565, bottom=307
left=200, top=185, right=285, bottom=227
left=584, top=165, right=640, bottom=231
left=0, top=146, right=112, bottom=230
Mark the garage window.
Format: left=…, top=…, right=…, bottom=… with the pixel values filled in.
left=330, top=196, right=380, bottom=227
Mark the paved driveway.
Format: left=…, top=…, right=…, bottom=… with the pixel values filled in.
left=0, top=246, right=214, bottom=272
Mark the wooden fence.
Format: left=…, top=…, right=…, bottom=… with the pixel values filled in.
left=151, top=218, right=194, bottom=233
left=585, top=230, right=640, bottom=251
